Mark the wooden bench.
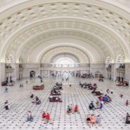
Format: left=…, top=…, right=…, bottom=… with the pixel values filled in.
left=94, top=91, right=103, bottom=96
left=33, top=84, right=44, bottom=90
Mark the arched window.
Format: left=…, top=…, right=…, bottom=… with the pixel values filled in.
left=19, top=57, right=23, bottom=63
left=105, top=56, right=111, bottom=67
left=115, top=54, right=125, bottom=68
left=5, top=54, right=14, bottom=63
left=116, top=54, right=124, bottom=63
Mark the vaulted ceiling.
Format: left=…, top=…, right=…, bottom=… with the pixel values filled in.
left=0, top=0, right=130, bottom=63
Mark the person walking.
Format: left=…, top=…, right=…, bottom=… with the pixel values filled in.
left=4, top=86, right=8, bottom=93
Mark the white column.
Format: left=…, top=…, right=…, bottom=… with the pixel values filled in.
left=14, top=63, right=19, bottom=81
left=111, top=63, right=116, bottom=81
left=48, top=70, right=50, bottom=77
left=0, top=63, right=5, bottom=86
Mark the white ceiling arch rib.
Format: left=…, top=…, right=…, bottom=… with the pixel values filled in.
left=0, top=0, right=130, bottom=63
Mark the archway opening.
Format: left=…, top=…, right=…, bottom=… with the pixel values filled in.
left=55, top=57, right=75, bottom=67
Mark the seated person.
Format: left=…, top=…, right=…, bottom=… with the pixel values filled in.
left=4, top=100, right=9, bottom=110
left=118, top=82, right=123, bottom=86
left=100, top=90, right=103, bottom=94
left=56, top=97, right=60, bottom=102
left=46, top=113, right=50, bottom=123
left=74, top=105, right=78, bottom=112
left=96, top=100, right=100, bottom=109
left=30, top=93, right=34, bottom=98
left=67, top=105, right=72, bottom=114
left=89, top=101, right=95, bottom=110
left=99, top=96, right=104, bottom=101
left=107, top=96, right=112, bottom=102
left=86, top=114, right=91, bottom=128
left=103, top=95, right=109, bottom=103
left=36, top=99, right=41, bottom=105
left=89, top=85, right=94, bottom=90
left=126, top=100, right=129, bottom=106
left=57, top=90, right=61, bottom=95
left=92, top=87, right=97, bottom=93
left=91, top=114, right=96, bottom=125
left=26, top=111, right=33, bottom=122
left=32, top=96, right=41, bottom=104
left=126, top=113, right=130, bottom=124
left=93, top=83, right=97, bottom=87
left=49, top=95, right=53, bottom=101
left=42, top=111, right=46, bottom=119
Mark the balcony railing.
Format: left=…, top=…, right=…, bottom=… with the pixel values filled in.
left=40, top=63, right=90, bottom=68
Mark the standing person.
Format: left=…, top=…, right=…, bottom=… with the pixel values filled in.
left=26, top=111, right=33, bottom=122
left=96, top=115, right=101, bottom=126
left=4, top=100, right=9, bottom=110
left=126, top=100, right=129, bottom=106
left=69, top=82, right=72, bottom=87
left=4, top=86, right=8, bottom=93
left=41, top=78, right=43, bottom=83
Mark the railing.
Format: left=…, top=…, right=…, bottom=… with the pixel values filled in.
left=40, top=63, right=90, bottom=68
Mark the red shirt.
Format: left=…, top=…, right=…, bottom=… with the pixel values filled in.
left=74, top=105, right=78, bottom=111
left=46, top=114, right=50, bottom=120
left=126, top=101, right=129, bottom=105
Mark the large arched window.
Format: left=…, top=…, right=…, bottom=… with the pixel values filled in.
left=105, top=56, right=111, bottom=67
left=19, top=57, right=23, bottom=63
left=5, top=54, right=14, bottom=63
left=115, top=54, right=125, bottom=68
left=56, top=57, right=74, bottom=67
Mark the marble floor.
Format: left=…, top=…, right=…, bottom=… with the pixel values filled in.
left=0, top=77, right=130, bottom=130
